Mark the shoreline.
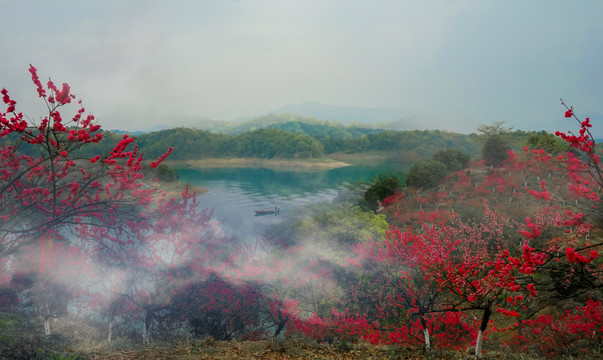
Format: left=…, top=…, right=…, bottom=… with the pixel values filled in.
left=153, top=180, right=208, bottom=197
left=166, top=157, right=352, bottom=171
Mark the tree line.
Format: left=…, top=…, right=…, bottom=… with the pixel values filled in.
left=66, top=122, right=570, bottom=163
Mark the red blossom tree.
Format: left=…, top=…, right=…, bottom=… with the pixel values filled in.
left=0, top=66, right=173, bottom=260
left=334, top=103, right=603, bottom=358
left=0, top=66, right=209, bottom=340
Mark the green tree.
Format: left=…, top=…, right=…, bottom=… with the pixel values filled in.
left=291, top=205, right=389, bottom=249
left=526, top=131, right=576, bottom=155
left=478, top=121, right=512, bottom=167
left=155, top=164, right=179, bottom=182
left=360, top=174, right=402, bottom=211
left=482, top=136, right=510, bottom=167
left=476, top=121, right=512, bottom=137
left=432, top=149, right=470, bottom=172
left=405, top=159, right=448, bottom=189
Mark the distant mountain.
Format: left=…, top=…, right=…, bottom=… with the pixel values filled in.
left=108, top=124, right=172, bottom=135
left=271, top=102, right=412, bottom=125
left=108, top=129, right=147, bottom=136
left=373, top=113, right=458, bottom=133
left=210, top=113, right=354, bottom=135
left=266, top=121, right=383, bottom=139
left=106, top=103, right=470, bottom=135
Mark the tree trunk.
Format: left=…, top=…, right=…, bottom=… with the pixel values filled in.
left=43, top=301, right=51, bottom=336
left=142, top=310, right=151, bottom=345
left=475, top=329, right=484, bottom=358
left=273, top=318, right=288, bottom=337
left=108, top=320, right=113, bottom=344
left=475, top=307, right=492, bottom=359
left=420, top=315, right=431, bottom=349
left=44, top=316, right=51, bottom=336
left=142, top=321, right=150, bottom=345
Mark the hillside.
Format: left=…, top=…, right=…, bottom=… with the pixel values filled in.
left=59, top=121, right=578, bottom=175
left=271, top=102, right=412, bottom=125
left=265, top=120, right=383, bottom=139
left=381, top=146, right=598, bottom=229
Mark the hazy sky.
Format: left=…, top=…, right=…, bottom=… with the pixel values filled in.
left=2, top=0, right=602, bottom=134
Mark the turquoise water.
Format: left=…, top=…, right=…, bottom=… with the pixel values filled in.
left=175, top=164, right=400, bottom=244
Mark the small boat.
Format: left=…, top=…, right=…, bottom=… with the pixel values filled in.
left=254, top=208, right=280, bottom=216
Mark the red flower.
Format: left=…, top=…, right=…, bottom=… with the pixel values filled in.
left=566, top=247, right=576, bottom=262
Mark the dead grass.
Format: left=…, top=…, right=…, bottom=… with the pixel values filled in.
left=0, top=315, right=587, bottom=360
left=76, top=338, right=549, bottom=360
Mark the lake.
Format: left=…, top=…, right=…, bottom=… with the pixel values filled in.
left=175, top=164, right=401, bottom=244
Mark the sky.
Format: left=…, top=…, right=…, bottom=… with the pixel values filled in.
left=1, top=0, right=602, bottom=134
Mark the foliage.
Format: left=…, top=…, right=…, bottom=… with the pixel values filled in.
left=235, top=128, right=324, bottom=159
left=476, top=121, right=513, bottom=137
left=288, top=204, right=389, bottom=250
left=154, top=164, right=179, bottom=182
left=78, top=117, right=570, bottom=166
left=171, top=276, right=264, bottom=340
left=73, top=113, right=573, bottom=166
left=359, top=174, right=403, bottom=211
left=405, top=149, right=471, bottom=190
left=266, top=120, right=382, bottom=139
left=135, top=127, right=324, bottom=160
left=363, top=103, right=603, bottom=357
left=405, top=159, right=448, bottom=189
left=505, top=299, right=603, bottom=357
left=482, top=136, right=510, bottom=167
left=128, top=126, right=483, bottom=162
left=478, top=121, right=512, bottom=167
left=363, top=129, right=479, bottom=158
left=432, top=149, right=470, bottom=172
left=525, top=131, right=576, bottom=155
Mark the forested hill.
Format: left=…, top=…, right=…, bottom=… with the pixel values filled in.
left=265, top=121, right=382, bottom=139
left=203, top=113, right=363, bottom=135
left=1, top=112, right=562, bottom=163
left=72, top=126, right=482, bottom=161
left=65, top=122, right=564, bottom=164
left=174, top=112, right=403, bottom=135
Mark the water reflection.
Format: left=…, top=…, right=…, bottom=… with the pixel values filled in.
left=177, top=165, right=401, bottom=198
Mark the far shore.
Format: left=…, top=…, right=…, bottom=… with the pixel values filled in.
left=153, top=179, right=208, bottom=197
left=166, top=157, right=352, bottom=171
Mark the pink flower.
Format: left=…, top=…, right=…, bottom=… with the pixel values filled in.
left=28, top=65, right=46, bottom=98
